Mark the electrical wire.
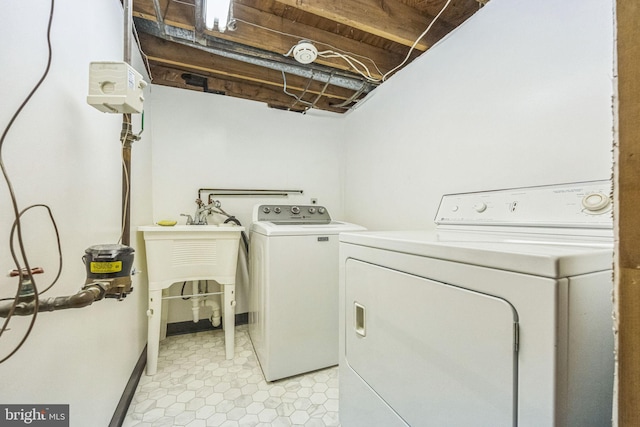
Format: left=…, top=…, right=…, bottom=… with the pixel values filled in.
left=317, top=50, right=381, bottom=82
left=381, top=0, right=453, bottom=81
left=281, top=71, right=314, bottom=108
left=309, top=75, right=333, bottom=109
left=177, top=0, right=451, bottom=84
left=278, top=0, right=452, bottom=83
left=0, top=0, right=55, bottom=364
left=171, top=0, right=195, bottom=7
left=289, top=71, right=315, bottom=110
left=132, top=19, right=153, bottom=83
left=118, top=115, right=131, bottom=245
left=170, top=0, right=449, bottom=85
left=9, top=205, right=63, bottom=296
left=237, top=18, right=384, bottom=77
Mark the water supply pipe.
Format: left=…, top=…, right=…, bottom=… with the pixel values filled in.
left=121, top=0, right=133, bottom=246
left=0, top=288, right=98, bottom=317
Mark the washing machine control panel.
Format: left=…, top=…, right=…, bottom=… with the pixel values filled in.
left=255, top=204, right=332, bottom=224
left=436, top=180, right=612, bottom=228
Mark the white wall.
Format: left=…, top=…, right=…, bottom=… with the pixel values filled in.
left=343, top=0, right=614, bottom=230
left=0, top=0, right=616, bottom=422
left=147, top=86, right=345, bottom=317
left=0, top=1, right=152, bottom=424
left=148, top=0, right=615, bottom=319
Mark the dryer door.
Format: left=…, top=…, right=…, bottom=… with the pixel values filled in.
left=344, top=259, right=518, bottom=427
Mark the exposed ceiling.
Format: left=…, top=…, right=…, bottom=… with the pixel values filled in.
left=132, top=0, right=488, bottom=114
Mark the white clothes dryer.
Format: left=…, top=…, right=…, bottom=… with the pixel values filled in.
left=249, top=204, right=365, bottom=382
left=339, top=181, right=614, bottom=427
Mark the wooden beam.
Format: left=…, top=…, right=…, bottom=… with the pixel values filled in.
left=133, top=3, right=405, bottom=78
left=616, top=1, right=640, bottom=425
left=231, top=3, right=405, bottom=77
left=138, top=32, right=358, bottom=100
left=149, top=63, right=350, bottom=113
left=272, top=0, right=455, bottom=51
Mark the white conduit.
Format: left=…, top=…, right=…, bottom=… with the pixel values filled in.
left=191, top=281, right=200, bottom=323
left=206, top=297, right=222, bottom=328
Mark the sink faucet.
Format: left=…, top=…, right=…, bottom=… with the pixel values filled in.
left=180, top=213, right=194, bottom=225
left=181, top=198, right=221, bottom=225
left=194, top=199, right=209, bottom=225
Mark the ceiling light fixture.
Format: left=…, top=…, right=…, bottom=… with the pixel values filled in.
left=204, top=0, right=232, bottom=33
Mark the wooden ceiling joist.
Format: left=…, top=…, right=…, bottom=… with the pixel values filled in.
left=132, top=0, right=488, bottom=113
left=150, top=63, right=352, bottom=113
left=135, top=17, right=375, bottom=92
left=272, top=0, right=455, bottom=51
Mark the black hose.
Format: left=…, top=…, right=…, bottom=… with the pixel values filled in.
left=223, top=217, right=249, bottom=255
left=180, top=282, right=190, bottom=300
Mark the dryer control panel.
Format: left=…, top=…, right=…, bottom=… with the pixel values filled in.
left=436, top=180, right=612, bottom=229
left=254, top=204, right=332, bottom=224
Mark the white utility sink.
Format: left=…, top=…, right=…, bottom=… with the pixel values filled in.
left=139, top=224, right=243, bottom=285
left=139, top=224, right=244, bottom=375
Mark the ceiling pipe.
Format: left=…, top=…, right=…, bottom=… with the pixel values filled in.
left=133, top=17, right=376, bottom=94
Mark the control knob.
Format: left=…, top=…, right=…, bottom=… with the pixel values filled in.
left=308, top=207, right=316, bottom=214
left=318, top=207, right=326, bottom=214
left=582, top=192, right=610, bottom=212
left=262, top=206, right=271, bottom=214
left=290, top=206, right=301, bottom=214
left=274, top=207, right=281, bottom=214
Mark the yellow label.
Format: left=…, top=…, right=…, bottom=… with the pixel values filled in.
left=90, top=261, right=122, bottom=274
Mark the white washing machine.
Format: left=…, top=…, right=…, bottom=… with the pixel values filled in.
left=249, top=204, right=365, bottom=381
left=339, top=181, right=614, bottom=427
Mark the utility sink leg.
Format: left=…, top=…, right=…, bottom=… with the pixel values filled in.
left=146, top=289, right=163, bottom=375
left=224, top=283, right=236, bottom=360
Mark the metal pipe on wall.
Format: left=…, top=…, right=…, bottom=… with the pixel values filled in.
left=121, top=0, right=133, bottom=246
left=133, top=18, right=375, bottom=94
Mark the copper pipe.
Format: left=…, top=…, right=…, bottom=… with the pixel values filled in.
left=0, top=288, right=101, bottom=318
left=121, top=116, right=132, bottom=246
left=121, top=0, right=133, bottom=246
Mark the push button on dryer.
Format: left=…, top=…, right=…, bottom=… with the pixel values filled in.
left=474, top=202, right=487, bottom=213
left=582, top=193, right=610, bottom=212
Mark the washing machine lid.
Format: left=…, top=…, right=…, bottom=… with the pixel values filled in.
left=252, top=221, right=366, bottom=236
left=339, top=230, right=612, bottom=278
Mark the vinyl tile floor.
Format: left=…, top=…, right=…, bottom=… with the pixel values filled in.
left=123, top=325, right=341, bottom=427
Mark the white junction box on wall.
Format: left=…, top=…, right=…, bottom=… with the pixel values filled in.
left=87, top=61, right=147, bottom=114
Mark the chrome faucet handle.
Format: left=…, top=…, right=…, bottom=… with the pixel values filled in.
left=180, top=213, right=194, bottom=225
